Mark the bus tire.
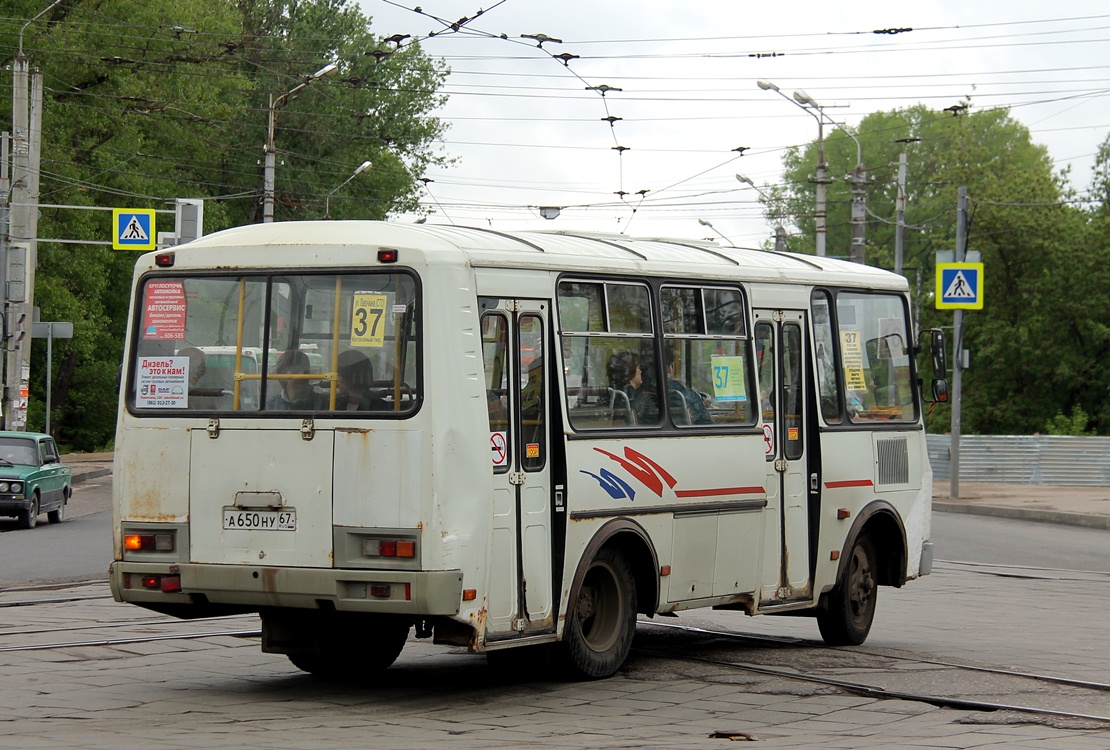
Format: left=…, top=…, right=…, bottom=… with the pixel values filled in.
left=288, top=617, right=410, bottom=678
left=560, top=547, right=637, bottom=679
left=817, top=533, right=877, bottom=646
left=19, top=493, right=39, bottom=530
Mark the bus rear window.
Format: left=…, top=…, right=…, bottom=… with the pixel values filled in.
left=129, top=272, right=419, bottom=415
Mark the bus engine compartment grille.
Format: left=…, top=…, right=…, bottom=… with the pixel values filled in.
left=876, top=437, right=909, bottom=486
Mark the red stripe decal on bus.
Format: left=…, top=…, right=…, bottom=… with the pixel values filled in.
left=675, top=486, right=766, bottom=498
left=593, top=446, right=678, bottom=498
left=824, top=479, right=874, bottom=489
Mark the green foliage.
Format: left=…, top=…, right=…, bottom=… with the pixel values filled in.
left=1, top=0, right=449, bottom=449
left=1044, top=406, right=1093, bottom=436
left=770, top=105, right=1110, bottom=436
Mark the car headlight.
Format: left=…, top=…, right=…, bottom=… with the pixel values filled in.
left=0, top=482, right=8, bottom=492
left=10, top=482, right=21, bottom=493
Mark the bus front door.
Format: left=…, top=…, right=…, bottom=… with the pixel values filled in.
left=755, top=310, right=813, bottom=604
left=482, top=300, right=555, bottom=641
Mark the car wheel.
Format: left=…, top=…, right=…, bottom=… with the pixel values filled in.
left=20, top=493, right=39, bottom=530
left=48, top=489, right=67, bottom=524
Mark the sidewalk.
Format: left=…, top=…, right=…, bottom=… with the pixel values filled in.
left=62, top=451, right=113, bottom=485
left=62, top=452, right=1110, bottom=530
left=933, top=481, right=1110, bottom=530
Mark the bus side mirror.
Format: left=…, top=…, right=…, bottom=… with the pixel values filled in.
left=931, top=378, right=949, bottom=403
left=918, top=329, right=949, bottom=405
left=929, top=329, right=947, bottom=375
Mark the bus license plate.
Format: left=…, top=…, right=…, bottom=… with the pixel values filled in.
left=222, top=508, right=297, bottom=531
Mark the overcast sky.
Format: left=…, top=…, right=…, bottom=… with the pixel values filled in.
left=356, top=1, right=1109, bottom=248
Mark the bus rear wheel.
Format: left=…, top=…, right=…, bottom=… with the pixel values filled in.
left=560, top=547, right=637, bottom=679
left=286, top=616, right=410, bottom=679
left=817, top=533, right=877, bottom=646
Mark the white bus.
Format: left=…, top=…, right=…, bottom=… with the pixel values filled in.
left=110, top=222, right=947, bottom=679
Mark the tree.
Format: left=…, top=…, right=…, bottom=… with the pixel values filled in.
left=1, top=0, right=449, bottom=450
left=767, top=104, right=1109, bottom=435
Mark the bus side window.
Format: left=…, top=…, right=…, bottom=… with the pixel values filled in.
left=811, top=291, right=842, bottom=423
left=481, top=313, right=510, bottom=434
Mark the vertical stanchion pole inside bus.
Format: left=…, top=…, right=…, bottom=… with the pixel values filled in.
left=391, top=277, right=404, bottom=410
left=329, top=277, right=342, bottom=410
left=233, top=278, right=246, bottom=409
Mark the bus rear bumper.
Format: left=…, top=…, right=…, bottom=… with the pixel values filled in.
left=109, top=561, right=463, bottom=616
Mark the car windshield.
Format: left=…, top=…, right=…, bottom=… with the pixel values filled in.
left=0, top=439, right=38, bottom=466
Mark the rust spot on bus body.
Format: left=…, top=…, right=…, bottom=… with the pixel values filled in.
left=122, top=440, right=184, bottom=522
left=260, top=567, right=279, bottom=593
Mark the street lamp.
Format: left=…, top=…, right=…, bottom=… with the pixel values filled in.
left=736, top=174, right=786, bottom=253
left=757, top=80, right=829, bottom=257
left=735, top=173, right=767, bottom=199
left=264, top=62, right=339, bottom=223
left=324, top=160, right=372, bottom=219
left=697, top=218, right=732, bottom=244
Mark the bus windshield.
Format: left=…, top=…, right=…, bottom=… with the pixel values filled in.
left=128, top=271, right=419, bottom=415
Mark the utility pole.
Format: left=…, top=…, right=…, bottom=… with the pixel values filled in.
left=814, top=126, right=828, bottom=258
left=3, top=4, right=57, bottom=431
left=263, top=62, right=338, bottom=223
left=894, top=151, right=907, bottom=275
left=5, top=54, right=40, bottom=431
left=848, top=163, right=867, bottom=264
left=950, top=186, right=968, bottom=499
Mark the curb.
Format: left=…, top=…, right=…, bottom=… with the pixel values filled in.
left=72, top=468, right=112, bottom=486
left=933, top=501, right=1110, bottom=531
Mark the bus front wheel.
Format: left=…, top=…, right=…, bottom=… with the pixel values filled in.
left=560, top=547, right=637, bottom=679
left=817, top=533, right=877, bottom=646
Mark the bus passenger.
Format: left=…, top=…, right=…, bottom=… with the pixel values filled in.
left=665, top=351, right=712, bottom=425
left=606, top=351, right=658, bottom=425
left=267, top=350, right=318, bottom=410
left=179, top=347, right=219, bottom=409
left=337, top=349, right=385, bottom=411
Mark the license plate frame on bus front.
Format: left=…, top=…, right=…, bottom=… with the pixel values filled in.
left=222, top=507, right=297, bottom=531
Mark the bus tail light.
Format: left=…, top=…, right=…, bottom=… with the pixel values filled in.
left=125, top=532, right=175, bottom=552
left=362, top=538, right=417, bottom=558
left=136, top=574, right=182, bottom=593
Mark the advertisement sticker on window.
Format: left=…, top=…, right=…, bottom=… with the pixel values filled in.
left=142, top=281, right=187, bottom=340
left=136, top=356, right=190, bottom=408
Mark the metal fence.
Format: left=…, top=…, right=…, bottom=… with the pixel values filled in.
left=927, top=434, right=1110, bottom=487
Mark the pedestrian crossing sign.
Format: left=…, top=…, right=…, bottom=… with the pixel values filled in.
left=113, top=208, right=156, bottom=251
left=936, top=262, right=984, bottom=310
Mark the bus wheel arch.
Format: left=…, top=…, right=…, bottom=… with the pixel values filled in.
left=572, top=518, right=660, bottom=616
left=838, top=501, right=907, bottom=588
